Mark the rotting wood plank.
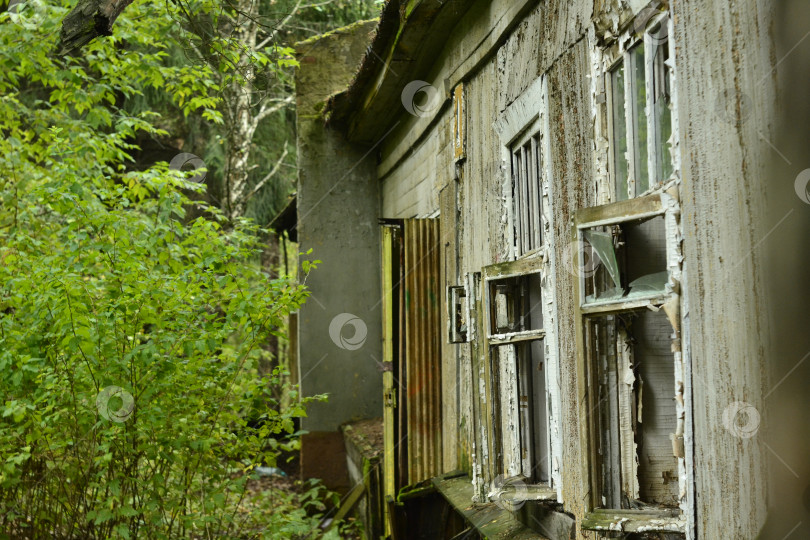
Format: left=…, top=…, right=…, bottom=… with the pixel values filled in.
left=323, top=482, right=366, bottom=532
left=581, top=508, right=685, bottom=533
left=575, top=192, right=663, bottom=228
left=488, top=330, right=546, bottom=346
left=440, top=184, right=460, bottom=473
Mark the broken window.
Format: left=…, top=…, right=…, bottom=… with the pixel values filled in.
left=482, top=259, right=555, bottom=497
left=608, top=16, right=674, bottom=201
left=576, top=191, right=686, bottom=534
left=511, top=129, right=543, bottom=256
left=477, top=75, right=560, bottom=507
left=580, top=213, right=669, bottom=306
left=576, top=193, right=674, bottom=311
left=588, top=311, right=679, bottom=509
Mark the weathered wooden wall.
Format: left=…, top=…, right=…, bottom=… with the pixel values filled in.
left=672, top=0, right=774, bottom=537
left=373, top=0, right=779, bottom=538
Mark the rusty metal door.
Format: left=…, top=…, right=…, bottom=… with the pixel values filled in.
left=402, top=218, right=442, bottom=485
left=380, top=218, right=443, bottom=499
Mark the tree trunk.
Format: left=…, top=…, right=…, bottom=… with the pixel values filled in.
left=58, top=0, right=136, bottom=55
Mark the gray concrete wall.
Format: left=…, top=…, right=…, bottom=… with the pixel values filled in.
left=294, top=21, right=383, bottom=442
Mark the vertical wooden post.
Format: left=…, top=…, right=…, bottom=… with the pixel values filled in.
left=381, top=226, right=396, bottom=537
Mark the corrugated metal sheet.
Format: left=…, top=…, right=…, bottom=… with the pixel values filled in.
left=403, top=218, right=442, bottom=484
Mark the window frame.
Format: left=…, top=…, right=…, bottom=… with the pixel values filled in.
left=446, top=282, right=471, bottom=344
left=471, top=74, right=562, bottom=505
left=605, top=11, right=675, bottom=202
left=510, top=129, right=544, bottom=257
left=575, top=192, right=674, bottom=313
left=574, top=191, right=689, bottom=534
left=482, top=257, right=555, bottom=499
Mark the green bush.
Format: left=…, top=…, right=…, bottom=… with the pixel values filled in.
left=0, top=134, right=332, bottom=538
left=0, top=2, right=331, bottom=538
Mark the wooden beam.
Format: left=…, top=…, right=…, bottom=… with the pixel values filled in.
left=381, top=225, right=396, bottom=537
left=323, top=482, right=366, bottom=532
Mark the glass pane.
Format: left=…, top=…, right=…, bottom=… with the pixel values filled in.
left=585, top=230, right=621, bottom=293
left=520, top=339, right=549, bottom=483
left=630, top=45, right=649, bottom=195
left=581, top=215, right=669, bottom=305
left=610, top=62, right=629, bottom=201
left=653, top=33, right=673, bottom=184
left=521, top=146, right=530, bottom=254
left=512, top=151, right=522, bottom=253
left=529, top=137, right=542, bottom=250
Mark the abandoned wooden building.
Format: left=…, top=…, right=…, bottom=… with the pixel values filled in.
left=275, top=0, right=807, bottom=538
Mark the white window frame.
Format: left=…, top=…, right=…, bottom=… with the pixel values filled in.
left=575, top=192, right=688, bottom=534
left=605, top=10, right=676, bottom=201
left=482, top=258, right=553, bottom=499
left=576, top=193, right=676, bottom=312
left=510, top=130, right=543, bottom=257
left=583, top=6, right=694, bottom=533
left=474, top=75, right=563, bottom=504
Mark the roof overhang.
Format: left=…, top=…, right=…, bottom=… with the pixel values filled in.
left=269, top=194, right=297, bottom=242
left=324, top=0, right=475, bottom=145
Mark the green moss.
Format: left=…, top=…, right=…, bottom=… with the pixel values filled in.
left=295, top=18, right=380, bottom=49
left=404, top=0, right=422, bottom=18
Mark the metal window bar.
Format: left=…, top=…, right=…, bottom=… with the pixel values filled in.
left=512, top=134, right=544, bottom=256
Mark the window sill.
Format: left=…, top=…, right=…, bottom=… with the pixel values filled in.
left=580, top=292, right=671, bottom=315
left=581, top=508, right=685, bottom=534
left=432, top=472, right=550, bottom=539
left=493, top=483, right=557, bottom=504
left=489, top=329, right=546, bottom=345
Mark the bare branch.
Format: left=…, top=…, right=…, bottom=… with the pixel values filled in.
left=242, top=141, right=289, bottom=205
left=254, top=95, right=294, bottom=125
left=255, top=0, right=304, bottom=50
